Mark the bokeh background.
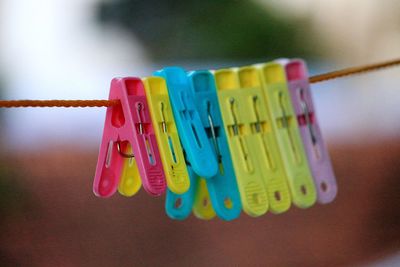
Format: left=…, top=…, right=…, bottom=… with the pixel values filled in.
left=0, top=0, right=399, bottom=266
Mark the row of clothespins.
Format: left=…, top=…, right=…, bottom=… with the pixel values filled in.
left=93, top=58, right=338, bottom=221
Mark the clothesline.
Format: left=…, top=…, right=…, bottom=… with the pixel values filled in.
left=0, top=57, right=398, bottom=108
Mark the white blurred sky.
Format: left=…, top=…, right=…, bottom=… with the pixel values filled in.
left=0, top=0, right=152, bottom=150
left=0, top=0, right=399, bottom=151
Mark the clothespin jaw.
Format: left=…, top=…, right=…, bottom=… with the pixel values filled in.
left=93, top=77, right=166, bottom=197
left=93, top=78, right=140, bottom=197
left=187, top=70, right=242, bottom=221
left=143, top=77, right=190, bottom=194
left=237, top=66, right=291, bottom=214
left=214, top=68, right=269, bottom=217
left=118, top=145, right=142, bottom=197
left=121, top=78, right=166, bottom=196
left=165, top=166, right=216, bottom=220
left=154, top=67, right=218, bottom=179
left=165, top=166, right=197, bottom=220
left=257, top=63, right=317, bottom=208
left=192, top=177, right=216, bottom=220
left=285, top=59, right=337, bottom=204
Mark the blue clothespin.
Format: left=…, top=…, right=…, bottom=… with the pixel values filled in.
left=154, top=67, right=218, bottom=178
left=165, top=165, right=197, bottom=220
left=187, top=70, right=242, bottom=221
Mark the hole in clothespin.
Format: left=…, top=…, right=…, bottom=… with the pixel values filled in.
left=191, top=123, right=202, bottom=149
left=278, top=92, right=301, bottom=164
left=144, top=136, right=155, bottom=165
left=160, top=102, right=178, bottom=164
left=274, top=191, right=281, bottom=201
left=238, top=137, right=252, bottom=172
left=301, top=185, right=307, bottom=195
left=251, top=96, right=262, bottom=133
left=321, top=182, right=328, bottom=192
left=228, top=97, right=240, bottom=136
left=174, top=198, right=182, bottom=209
left=111, top=103, right=125, bottom=128
left=105, top=141, right=114, bottom=168
left=160, top=102, right=168, bottom=133
left=206, top=101, right=224, bottom=173
left=224, top=197, right=233, bottom=209
left=167, top=136, right=177, bottom=164
left=202, top=197, right=209, bottom=207
left=136, top=102, right=144, bottom=135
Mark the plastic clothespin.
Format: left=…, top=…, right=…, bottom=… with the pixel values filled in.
left=154, top=67, right=218, bottom=178
left=285, top=59, right=337, bottom=204
left=165, top=166, right=197, bottom=220
left=256, top=63, right=317, bottom=208
left=187, top=70, right=241, bottom=220
left=143, top=77, right=190, bottom=194
left=165, top=165, right=215, bottom=220
left=118, top=145, right=142, bottom=197
left=237, top=66, right=292, bottom=214
left=93, top=77, right=166, bottom=197
left=214, top=68, right=269, bottom=217
left=192, top=177, right=216, bottom=220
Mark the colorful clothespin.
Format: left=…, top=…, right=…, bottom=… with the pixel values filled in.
left=192, top=177, right=216, bottom=220
left=187, top=70, right=242, bottom=220
left=118, top=145, right=142, bottom=197
left=214, top=68, right=269, bottom=217
left=285, top=59, right=337, bottom=204
left=256, top=63, right=317, bottom=208
left=237, top=66, right=292, bottom=214
left=143, top=77, right=190, bottom=194
left=154, top=67, right=218, bottom=178
left=165, top=166, right=215, bottom=220
left=165, top=166, right=197, bottom=220
left=93, top=77, right=166, bottom=197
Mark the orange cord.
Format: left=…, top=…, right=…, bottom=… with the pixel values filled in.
left=0, top=58, right=399, bottom=108
left=0, top=99, right=118, bottom=108
left=309, top=58, right=400, bottom=83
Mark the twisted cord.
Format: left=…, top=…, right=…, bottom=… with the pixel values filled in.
left=0, top=58, right=399, bottom=108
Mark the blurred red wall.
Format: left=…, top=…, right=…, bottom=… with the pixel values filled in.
left=0, top=138, right=399, bottom=267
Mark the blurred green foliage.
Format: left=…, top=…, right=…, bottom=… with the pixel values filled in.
left=97, top=0, right=319, bottom=61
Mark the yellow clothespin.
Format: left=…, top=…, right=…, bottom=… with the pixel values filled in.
left=237, top=66, right=292, bottom=213
left=118, top=144, right=142, bottom=196
left=256, top=63, right=316, bottom=208
left=192, top=178, right=216, bottom=220
left=214, top=68, right=268, bottom=217
left=143, top=77, right=190, bottom=194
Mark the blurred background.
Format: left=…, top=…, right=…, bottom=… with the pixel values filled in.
left=0, top=0, right=399, bottom=266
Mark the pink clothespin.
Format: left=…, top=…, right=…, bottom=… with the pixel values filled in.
left=285, top=59, right=337, bottom=204
left=93, top=77, right=166, bottom=197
